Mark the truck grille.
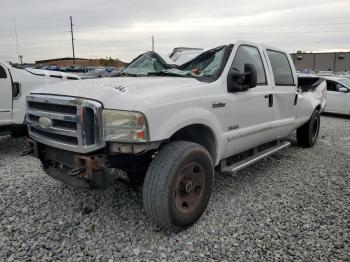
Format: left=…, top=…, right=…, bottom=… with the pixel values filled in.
left=27, top=101, right=77, bottom=115
left=27, top=95, right=105, bottom=153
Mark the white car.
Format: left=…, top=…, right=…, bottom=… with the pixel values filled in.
left=324, top=76, right=350, bottom=115
left=0, top=60, right=80, bottom=137
left=25, top=41, right=326, bottom=231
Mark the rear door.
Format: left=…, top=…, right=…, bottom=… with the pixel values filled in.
left=265, top=49, right=297, bottom=136
left=326, top=80, right=350, bottom=114
left=0, top=62, right=12, bottom=124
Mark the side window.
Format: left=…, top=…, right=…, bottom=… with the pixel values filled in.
left=231, top=45, right=267, bottom=85
left=0, top=65, right=7, bottom=78
left=267, top=50, right=294, bottom=86
left=326, top=81, right=337, bottom=91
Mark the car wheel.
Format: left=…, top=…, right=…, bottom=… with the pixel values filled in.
left=143, top=141, right=214, bottom=232
left=297, top=109, right=320, bottom=147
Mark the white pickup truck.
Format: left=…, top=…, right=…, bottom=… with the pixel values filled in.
left=25, top=41, right=326, bottom=231
left=0, top=60, right=80, bottom=137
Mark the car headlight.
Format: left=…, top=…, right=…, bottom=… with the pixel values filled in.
left=102, top=109, right=148, bottom=142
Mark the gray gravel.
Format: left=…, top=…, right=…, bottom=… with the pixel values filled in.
left=0, top=114, right=349, bottom=261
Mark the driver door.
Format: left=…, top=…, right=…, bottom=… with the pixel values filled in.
left=0, top=62, right=12, bottom=124
left=225, top=44, right=277, bottom=158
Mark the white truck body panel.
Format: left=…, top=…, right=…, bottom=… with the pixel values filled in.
left=0, top=60, right=80, bottom=128
left=0, top=63, right=12, bottom=125
left=29, top=41, right=326, bottom=165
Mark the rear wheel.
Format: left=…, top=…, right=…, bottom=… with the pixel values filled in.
left=296, top=109, right=320, bottom=147
left=143, top=141, right=214, bottom=232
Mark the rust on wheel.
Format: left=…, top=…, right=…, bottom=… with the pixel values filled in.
left=174, top=162, right=206, bottom=215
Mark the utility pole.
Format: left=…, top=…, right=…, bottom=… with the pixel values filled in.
left=13, top=17, right=20, bottom=64
left=70, top=16, right=76, bottom=64
left=152, top=36, right=154, bottom=51
left=19, top=55, right=23, bottom=67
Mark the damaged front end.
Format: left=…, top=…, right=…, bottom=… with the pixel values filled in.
left=26, top=139, right=113, bottom=190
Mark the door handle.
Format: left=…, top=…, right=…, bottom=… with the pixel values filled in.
left=264, top=94, right=273, bottom=107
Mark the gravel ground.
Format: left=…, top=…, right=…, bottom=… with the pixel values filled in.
left=0, top=114, right=349, bottom=261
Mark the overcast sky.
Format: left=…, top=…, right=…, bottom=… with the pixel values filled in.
left=0, top=0, right=349, bottom=63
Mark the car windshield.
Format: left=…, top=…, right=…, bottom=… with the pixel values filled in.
left=177, top=46, right=226, bottom=78
left=122, top=46, right=227, bottom=80
left=339, top=78, right=350, bottom=87
left=122, top=52, right=174, bottom=76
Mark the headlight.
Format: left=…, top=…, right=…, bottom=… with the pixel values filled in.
left=102, top=109, right=148, bottom=142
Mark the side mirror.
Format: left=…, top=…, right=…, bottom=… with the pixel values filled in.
left=338, top=87, right=349, bottom=93
left=227, top=63, right=257, bottom=92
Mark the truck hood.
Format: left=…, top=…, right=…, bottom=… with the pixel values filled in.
left=31, top=77, right=204, bottom=110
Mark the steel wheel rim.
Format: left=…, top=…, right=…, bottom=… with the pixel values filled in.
left=174, top=162, right=205, bottom=215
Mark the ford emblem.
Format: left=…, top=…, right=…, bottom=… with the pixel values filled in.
left=38, top=117, right=53, bottom=128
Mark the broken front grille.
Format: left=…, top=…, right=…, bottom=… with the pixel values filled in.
left=26, top=95, right=105, bottom=153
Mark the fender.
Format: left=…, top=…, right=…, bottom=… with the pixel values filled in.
left=149, top=106, right=225, bottom=165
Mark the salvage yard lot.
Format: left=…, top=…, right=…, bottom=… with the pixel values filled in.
left=0, top=115, right=349, bottom=261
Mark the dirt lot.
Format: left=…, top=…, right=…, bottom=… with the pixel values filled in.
left=0, top=114, right=349, bottom=261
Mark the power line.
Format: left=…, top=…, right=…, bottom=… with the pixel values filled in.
left=75, top=22, right=350, bottom=28
left=0, top=21, right=349, bottom=32
left=1, top=29, right=350, bottom=40
left=74, top=30, right=350, bottom=35
left=2, top=38, right=349, bottom=47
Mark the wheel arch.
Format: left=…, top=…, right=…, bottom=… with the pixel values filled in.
left=168, top=124, right=218, bottom=165
left=315, top=104, right=321, bottom=112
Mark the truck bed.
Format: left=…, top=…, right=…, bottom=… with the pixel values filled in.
left=298, top=75, right=324, bottom=93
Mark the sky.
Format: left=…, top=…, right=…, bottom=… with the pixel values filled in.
left=0, top=0, right=349, bottom=63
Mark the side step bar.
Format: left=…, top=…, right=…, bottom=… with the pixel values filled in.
left=220, top=141, right=291, bottom=175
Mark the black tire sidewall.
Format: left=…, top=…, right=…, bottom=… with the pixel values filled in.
left=308, top=110, right=320, bottom=146
left=167, top=147, right=214, bottom=228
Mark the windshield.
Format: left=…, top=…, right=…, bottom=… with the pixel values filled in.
left=339, top=78, right=350, bottom=87
left=122, top=52, right=173, bottom=76
left=177, top=46, right=226, bottom=78
left=122, top=46, right=228, bottom=81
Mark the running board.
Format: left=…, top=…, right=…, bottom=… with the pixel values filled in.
left=220, top=141, right=291, bottom=175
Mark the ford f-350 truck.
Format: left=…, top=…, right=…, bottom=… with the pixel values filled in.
left=0, top=60, right=80, bottom=137
left=25, top=41, right=326, bottom=231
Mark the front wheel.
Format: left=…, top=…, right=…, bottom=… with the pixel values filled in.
left=143, top=141, right=214, bottom=232
left=296, top=109, right=320, bottom=147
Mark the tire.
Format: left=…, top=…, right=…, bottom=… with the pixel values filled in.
left=143, top=141, right=214, bottom=232
left=296, top=109, right=320, bottom=147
